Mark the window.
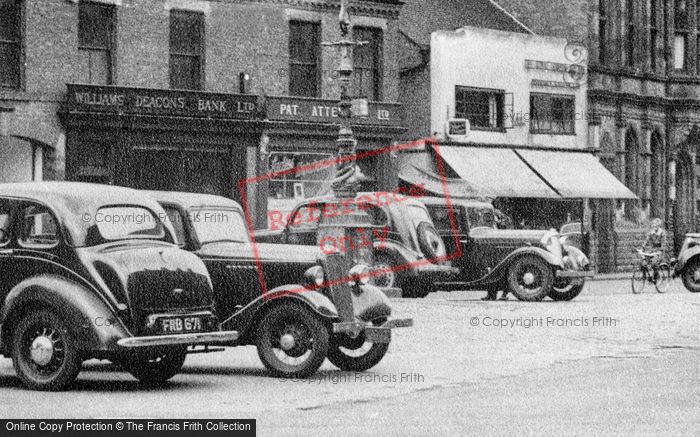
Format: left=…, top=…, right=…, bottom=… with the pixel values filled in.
left=650, top=0, right=658, bottom=70
left=78, top=2, right=113, bottom=85
left=353, top=27, right=382, bottom=100
left=0, top=201, right=11, bottom=245
left=598, top=0, right=607, bottom=64
left=169, top=10, right=204, bottom=90
left=455, top=87, right=504, bottom=130
left=626, top=0, right=635, bottom=66
left=0, top=0, right=21, bottom=89
left=675, top=0, right=689, bottom=70
left=189, top=208, right=247, bottom=244
left=289, top=21, right=320, bottom=97
left=19, top=204, right=58, bottom=248
left=95, top=206, right=164, bottom=241
left=529, top=93, right=575, bottom=134
left=162, top=206, right=187, bottom=246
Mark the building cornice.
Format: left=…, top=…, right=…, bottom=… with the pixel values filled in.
left=226, top=0, right=403, bottom=19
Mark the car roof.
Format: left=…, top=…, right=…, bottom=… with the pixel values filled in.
left=0, top=182, right=174, bottom=246
left=143, top=190, right=242, bottom=211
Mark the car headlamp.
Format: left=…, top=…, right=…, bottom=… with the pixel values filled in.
left=304, top=265, right=325, bottom=287
left=348, top=263, right=371, bottom=286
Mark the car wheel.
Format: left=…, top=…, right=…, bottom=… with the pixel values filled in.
left=256, top=304, right=329, bottom=378
left=327, top=319, right=389, bottom=372
left=12, top=310, right=82, bottom=391
left=549, top=279, right=585, bottom=301
left=507, top=255, right=553, bottom=301
left=371, top=252, right=398, bottom=289
left=120, top=347, right=187, bottom=384
left=416, top=222, right=446, bottom=259
left=681, top=259, right=700, bottom=292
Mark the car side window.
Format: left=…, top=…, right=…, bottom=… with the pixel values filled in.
left=0, top=200, right=11, bottom=246
left=289, top=204, right=321, bottom=231
left=19, top=204, right=59, bottom=249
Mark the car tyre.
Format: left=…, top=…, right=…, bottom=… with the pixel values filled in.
left=256, top=304, right=329, bottom=378
left=507, top=255, right=553, bottom=301
left=120, top=347, right=187, bottom=384
left=416, top=222, right=446, bottom=259
left=12, top=310, right=82, bottom=391
left=681, top=259, right=700, bottom=292
left=549, top=279, right=585, bottom=301
left=327, top=319, right=390, bottom=372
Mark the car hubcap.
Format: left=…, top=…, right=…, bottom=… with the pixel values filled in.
left=30, top=334, right=55, bottom=366
left=522, top=272, right=536, bottom=285
left=280, top=333, right=296, bottom=351
left=693, top=268, right=700, bottom=282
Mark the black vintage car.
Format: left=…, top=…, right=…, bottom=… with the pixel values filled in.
left=421, top=197, right=593, bottom=301
left=0, top=183, right=238, bottom=391
left=255, top=192, right=457, bottom=298
left=146, top=191, right=412, bottom=378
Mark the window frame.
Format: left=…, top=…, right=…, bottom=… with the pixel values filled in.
left=454, top=86, right=505, bottom=131
left=78, top=1, right=115, bottom=85
left=288, top=20, right=321, bottom=98
left=169, top=9, right=205, bottom=91
left=598, top=0, right=607, bottom=64
left=17, top=202, right=61, bottom=250
left=529, top=92, right=576, bottom=136
left=352, top=26, right=383, bottom=101
left=0, top=199, right=13, bottom=247
left=675, top=0, right=690, bottom=71
left=626, top=0, right=636, bottom=67
left=0, top=0, right=23, bottom=89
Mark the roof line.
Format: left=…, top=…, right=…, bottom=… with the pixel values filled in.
left=487, top=0, right=536, bottom=35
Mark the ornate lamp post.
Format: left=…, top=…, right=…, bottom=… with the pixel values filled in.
left=317, top=0, right=377, bottom=328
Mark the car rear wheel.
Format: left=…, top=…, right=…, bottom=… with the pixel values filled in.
left=681, top=259, right=700, bottom=292
left=507, top=255, right=553, bottom=301
left=120, top=347, right=187, bottom=384
left=417, top=222, right=446, bottom=259
left=12, top=310, right=82, bottom=391
left=371, top=252, right=398, bottom=289
left=549, top=279, right=585, bottom=301
left=256, top=304, right=329, bottom=378
left=327, top=319, right=389, bottom=372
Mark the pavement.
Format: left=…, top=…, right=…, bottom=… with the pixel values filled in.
left=0, top=279, right=697, bottom=436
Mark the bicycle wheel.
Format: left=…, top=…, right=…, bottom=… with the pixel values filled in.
left=631, top=267, right=646, bottom=294
left=654, top=264, right=671, bottom=294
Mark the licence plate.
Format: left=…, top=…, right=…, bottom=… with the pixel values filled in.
left=160, top=316, right=203, bottom=334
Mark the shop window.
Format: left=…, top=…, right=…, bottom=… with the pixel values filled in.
left=353, top=27, right=382, bottom=101
left=454, top=86, right=504, bottom=130
left=675, top=0, right=689, bottom=71
left=78, top=2, right=113, bottom=85
left=170, top=10, right=204, bottom=90
left=529, top=93, right=575, bottom=135
left=0, top=0, right=21, bottom=89
left=289, top=21, right=320, bottom=97
left=19, top=204, right=58, bottom=249
left=269, top=152, right=334, bottom=202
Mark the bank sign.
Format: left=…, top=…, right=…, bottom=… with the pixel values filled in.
left=66, top=84, right=258, bottom=119
left=265, top=96, right=402, bottom=127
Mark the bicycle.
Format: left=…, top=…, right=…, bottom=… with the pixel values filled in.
left=631, top=248, right=671, bottom=294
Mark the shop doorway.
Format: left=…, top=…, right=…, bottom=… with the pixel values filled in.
left=674, top=151, right=695, bottom=251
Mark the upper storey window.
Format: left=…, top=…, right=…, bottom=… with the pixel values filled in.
left=0, top=0, right=21, bottom=89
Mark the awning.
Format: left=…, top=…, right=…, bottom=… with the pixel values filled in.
left=516, top=149, right=637, bottom=199
left=435, top=146, right=560, bottom=198
left=399, top=162, right=485, bottom=198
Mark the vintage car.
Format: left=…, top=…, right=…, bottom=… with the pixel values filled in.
left=421, top=197, right=593, bottom=301
left=255, top=192, right=457, bottom=298
left=673, top=233, right=700, bottom=292
left=0, top=182, right=238, bottom=391
left=146, top=191, right=412, bottom=378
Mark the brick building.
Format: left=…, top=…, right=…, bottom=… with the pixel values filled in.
left=495, top=0, right=700, bottom=270
left=0, top=0, right=405, bottom=229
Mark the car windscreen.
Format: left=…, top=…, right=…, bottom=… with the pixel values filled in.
left=190, top=208, right=248, bottom=244
left=95, top=206, right=165, bottom=240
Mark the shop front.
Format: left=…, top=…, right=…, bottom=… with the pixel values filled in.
left=60, top=84, right=261, bottom=200
left=250, top=96, right=404, bottom=229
